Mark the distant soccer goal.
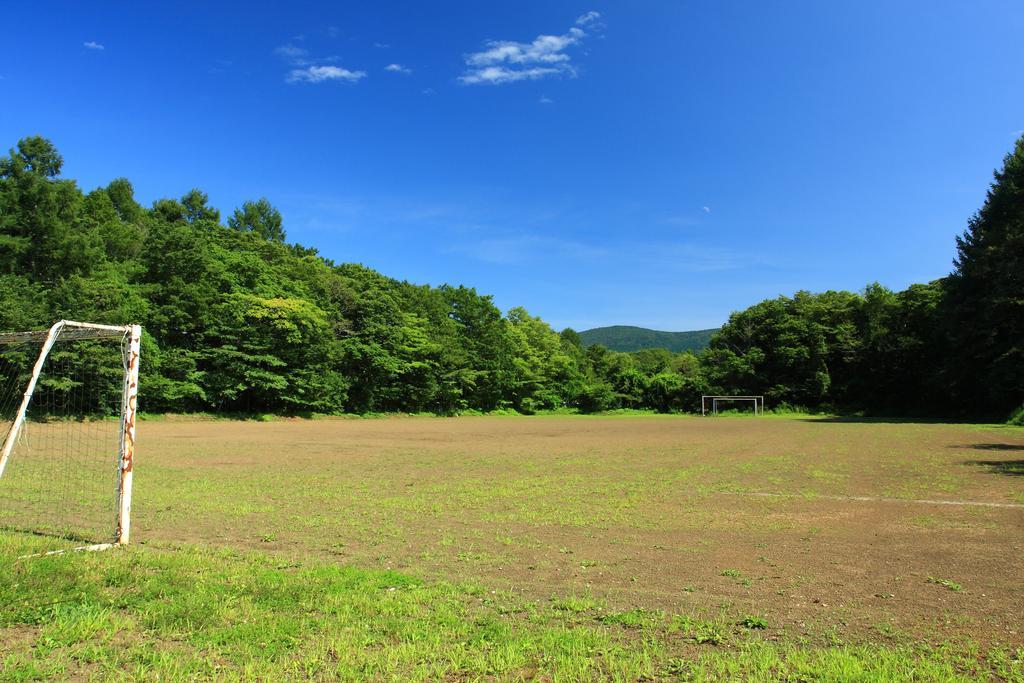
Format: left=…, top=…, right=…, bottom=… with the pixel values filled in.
left=0, top=321, right=140, bottom=549
left=701, top=395, right=764, bottom=416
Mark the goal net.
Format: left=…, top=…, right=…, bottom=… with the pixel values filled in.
left=0, top=321, right=140, bottom=548
left=701, top=395, right=765, bottom=416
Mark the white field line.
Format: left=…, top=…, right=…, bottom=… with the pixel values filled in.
left=17, top=543, right=116, bottom=560
left=718, top=491, right=1024, bottom=510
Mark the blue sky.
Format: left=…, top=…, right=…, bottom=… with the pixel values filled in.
left=2, top=2, right=1022, bottom=331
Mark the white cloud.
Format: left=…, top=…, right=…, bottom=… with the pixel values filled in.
left=84, top=41, right=104, bottom=51
left=287, top=65, right=366, bottom=84
left=459, top=66, right=562, bottom=85
left=384, top=63, right=412, bottom=74
left=459, top=13, right=599, bottom=85
left=276, top=43, right=363, bottom=84
left=465, top=32, right=581, bottom=67
left=539, top=95, right=554, bottom=104
left=703, top=206, right=711, bottom=213
left=373, top=42, right=390, bottom=49
left=275, top=44, right=308, bottom=60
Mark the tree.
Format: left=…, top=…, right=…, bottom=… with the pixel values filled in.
left=560, top=328, right=583, bottom=349
left=506, top=307, right=584, bottom=411
left=3, top=133, right=1017, bottom=421
left=945, top=135, right=1024, bottom=417
left=105, top=178, right=145, bottom=223
left=0, top=136, right=89, bottom=277
left=203, top=294, right=346, bottom=413
left=181, top=188, right=220, bottom=225
left=7, top=136, right=63, bottom=177
left=440, top=285, right=516, bottom=410
left=151, top=198, right=188, bottom=224
left=229, top=198, right=286, bottom=242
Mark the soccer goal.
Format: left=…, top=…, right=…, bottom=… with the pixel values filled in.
left=701, top=395, right=764, bottom=416
left=0, top=321, right=140, bottom=550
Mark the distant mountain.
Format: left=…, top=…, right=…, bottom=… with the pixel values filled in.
left=578, top=326, right=717, bottom=353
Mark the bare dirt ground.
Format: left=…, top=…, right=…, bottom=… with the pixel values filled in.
left=132, top=415, right=1024, bottom=649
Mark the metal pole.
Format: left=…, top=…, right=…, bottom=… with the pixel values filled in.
left=115, top=325, right=141, bottom=545
left=0, top=321, right=65, bottom=480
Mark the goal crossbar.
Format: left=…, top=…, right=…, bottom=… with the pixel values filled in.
left=0, top=320, right=131, bottom=345
left=0, top=320, right=141, bottom=546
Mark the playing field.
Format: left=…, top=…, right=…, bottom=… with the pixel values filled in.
left=3, top=414, right=1023, bottom=680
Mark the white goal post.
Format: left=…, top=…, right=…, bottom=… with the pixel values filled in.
left=701, top=395, right=764, bottom=416
left=0, top=320, right=141, bottom=549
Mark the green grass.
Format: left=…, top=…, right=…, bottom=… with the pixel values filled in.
left=927, top=576, right=964, bottom=592
left=4, top=416, right=1022, bottom=679
left=1, top=536, right=1020, bottom=682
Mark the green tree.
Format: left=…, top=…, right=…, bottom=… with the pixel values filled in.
left=0, top=136, right=90, bottom=277
left=945, top=135, right=1024, bottom=417
left=440, top=285, right=516, bottom=411
left=229, top=198, right=286, bottom=242
left=181, top=188, right=220, bottom=225
left=6, top=133, right=1017, bottom=421
left=104, top=178, right=145, bottom=223
left=506, top=307, right=584, bottom=411
left=203, top=294, right=346, bottom=413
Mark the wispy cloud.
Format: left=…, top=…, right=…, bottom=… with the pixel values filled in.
left=274, top=44, right=309, bottom=62
left=539, top=95, right=554, bottom=104
left=703, top=206, right=711, bottom=213
left=647, top=243, right=763, bottom=273
left=287, top=65, right=366, bottom=84
left=659, top=214, right=699, bottom=228
left=451, top=233, right=765, bottom=272
left=384, top=63, right=412, bottom=74
left=275, top=43, right=364, bottom=84
left=83, top=41, right=104, bottom=51
left=459, top=11, right=601, bottom=85
left=373, top=42, right=390, bottom=49
left=449, top=235, right=608, bottom=265
left=208, top=58, right=233, bottom=75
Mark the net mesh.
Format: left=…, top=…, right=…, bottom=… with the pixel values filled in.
left=0, top=329, right=128, bottom=544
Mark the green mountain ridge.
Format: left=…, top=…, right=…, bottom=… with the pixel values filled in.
left=578, top=326, right=718, bottom=353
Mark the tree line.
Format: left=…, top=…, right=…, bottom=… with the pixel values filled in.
left=1, top=136, right=1021, bottom=421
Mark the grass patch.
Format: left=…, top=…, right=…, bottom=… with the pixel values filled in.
left=0, top=536, right=1019, bottom=681
left=739, top=615, right=768, bottom=629
left=927, top=576, right=964, bottom=592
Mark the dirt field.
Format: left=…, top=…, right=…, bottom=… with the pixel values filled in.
left=132, top=415, right=1023, bottom=650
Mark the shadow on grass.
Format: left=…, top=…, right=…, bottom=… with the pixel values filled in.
left=796, top=416, right=962, bottom=425
left=955, top=444, right=1024, bottom=477
left=964, top=459, right=1024, bottom=477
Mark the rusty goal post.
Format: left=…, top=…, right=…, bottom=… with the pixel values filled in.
left=0, top=320, right=140, bottom=550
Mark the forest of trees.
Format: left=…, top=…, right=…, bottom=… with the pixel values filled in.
left=1, top=135, right=1021, bottom=421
